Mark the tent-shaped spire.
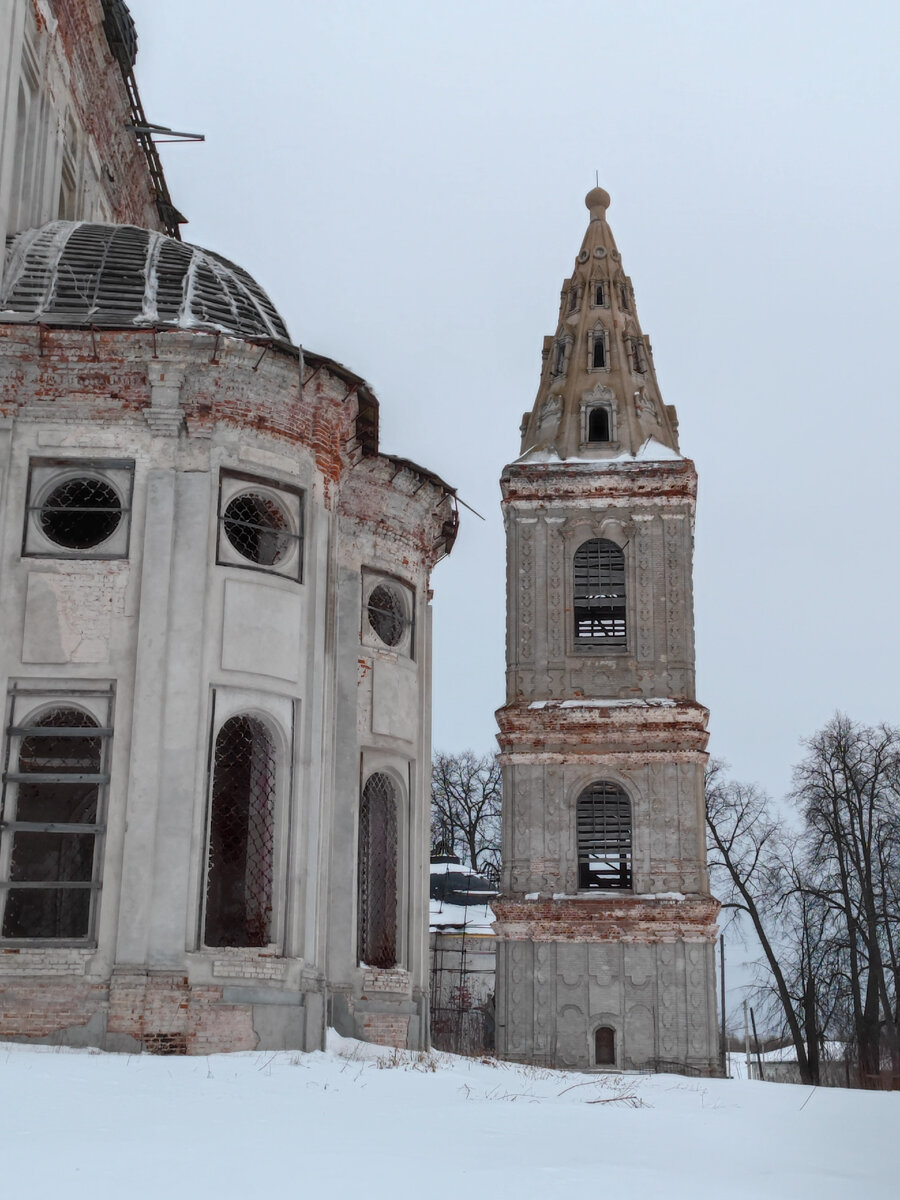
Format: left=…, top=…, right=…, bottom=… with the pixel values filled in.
left=518, top=188, right=680, bottom=461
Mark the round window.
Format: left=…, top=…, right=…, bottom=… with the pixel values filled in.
left=40, top=477, right=122, bottom=549
left=367, top=584, right=405, bottom=647
left=223, top=492, right=292, bottom=566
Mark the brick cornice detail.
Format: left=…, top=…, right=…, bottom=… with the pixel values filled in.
left=496, top=699, right=710, bottom=757
left=493, top=895, right=720, bottom=943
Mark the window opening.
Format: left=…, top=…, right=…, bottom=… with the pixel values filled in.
left=587, top=408, right=611, bottom=443
left=630, top=338, right=645, bottom=374
left=577, top=782, right=632, bottom=890
left=222, top=492, right=293, bottom=567
left=595, top=1025, right=616, bottom=1065
left=592, top=337, right=607, bottom=369
left=573, top=538, right=626, bottom=645
left=594, top=282, right=606, bottom=307
left=38, top=478, right=122, bottom=549
left=567, top=287, right=579, bottom=313
left=204, top=715, right=276, bottom=948
left=553, top=341, right=566, bottom=375
left=357, top=772, right=398, bottom=968
left=367, top=584, right=406, bottom=647
left=619, top=283, right=630, bottom=311
left=1, top=708, right=107, bottom=939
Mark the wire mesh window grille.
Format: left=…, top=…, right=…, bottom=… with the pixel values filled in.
left=595, top=1025, right=616, bottom=1064
left=573, top=538, right=626, bottom=645
left=577, top=782, right=632, bottom=890
left=587, top=408, right=611, bottom=443
left=1, top=708, right=107, bottom=939
left=37, top=477, right=122, bottom=549
left=222, top=492, right=295, bottom=567
left=357, top=772, right=399, bottom=969
left=204, top=716, right=276, bottom=948
left=367, top=585, right=407, bottom=648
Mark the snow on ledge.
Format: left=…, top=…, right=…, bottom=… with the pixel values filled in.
left=529, top=697, right=677, bottom=710
left=516, top=437, right=683, bottom=466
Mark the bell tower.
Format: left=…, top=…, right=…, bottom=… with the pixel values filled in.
left=494, top=188, right=720, bottom=1073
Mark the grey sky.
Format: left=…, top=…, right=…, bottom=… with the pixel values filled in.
left=129, top=0, right=900, bottom=807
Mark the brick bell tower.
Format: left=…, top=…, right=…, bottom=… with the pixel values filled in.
left=494, top=188, right=720, bottom=1073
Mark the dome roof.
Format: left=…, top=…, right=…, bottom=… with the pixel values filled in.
left=0, top=222, right=291, bottom=343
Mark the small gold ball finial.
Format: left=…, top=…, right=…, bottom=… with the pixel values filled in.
left=585, top=186, right=611, bottom=215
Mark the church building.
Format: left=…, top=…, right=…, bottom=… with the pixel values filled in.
left=0, top=0, right=456, bottom=1053
left=494, top=188, right=720, bottom=1073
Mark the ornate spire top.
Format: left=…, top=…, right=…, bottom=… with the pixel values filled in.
left=518, top=189, right=681, bottom=463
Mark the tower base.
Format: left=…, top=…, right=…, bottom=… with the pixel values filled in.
left=494, top=896, right=720, bottom=1074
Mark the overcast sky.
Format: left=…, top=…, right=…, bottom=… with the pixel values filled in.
left=129, top=0, right=900, bottom=808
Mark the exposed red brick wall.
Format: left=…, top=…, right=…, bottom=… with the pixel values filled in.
left=107, top=972, right=257, bottom=1054
left=0, top=970, right=258, bottom=1053
left=0, top=976, right=106, bottom=1037
left=358, top=1012, right=410, bottom=1048
left=44, top=0, right=163, bottom=230
left=493, top=895, right=720, bottom=943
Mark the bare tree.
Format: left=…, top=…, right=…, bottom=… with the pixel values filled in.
left=792, top=714, right=900, bottom=1083
left=705, top=760, right=817, bottom=1082
left=431, top=751, right=501, bottom=884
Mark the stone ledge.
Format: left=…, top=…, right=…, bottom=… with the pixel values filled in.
left=492, top=894, right=719, bottom=943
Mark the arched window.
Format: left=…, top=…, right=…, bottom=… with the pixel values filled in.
left=204, top=715, right=276, bottom=947
left=591, top=336, right=606, bottom=369
left=553, top=340, right=567, bottom=376
left=573, top=538, right=626, bottom=645
left=577, top=782, right=632, bottom=889
left=595, top=1025, right=616, bottom=1065
left=587, top=407, right=611, bottom=443
left=1, top=708, right=106, bottom=939
left=357, top=772, right=399, bottom=968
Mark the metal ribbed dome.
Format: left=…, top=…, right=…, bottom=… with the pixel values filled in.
left=0, top=222, right=291, bottom=342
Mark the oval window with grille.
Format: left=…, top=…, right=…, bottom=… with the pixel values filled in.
left=39, top=477, right=122, bottom=549
left=223, top=492, right=292, bottom=566
left=367, top=584, right=405, bottom=647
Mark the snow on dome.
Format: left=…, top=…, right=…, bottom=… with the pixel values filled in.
left=0, top=221, right=290, bottom=343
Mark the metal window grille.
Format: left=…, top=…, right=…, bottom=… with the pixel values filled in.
left=1, top=708, right=108, bottom=939
left=367, top=585, right=407, bottom=648
left=222, top=492, right=296, bottom=567
left=204, top=716, right=276, bottom=948
left=577, top=782, right=632, bottom=890
left=357, top=772, right=398, bottom=968
left=573, top=538, right=626, bottom=645
left=595, top=1026, right=616, bottom=1064
left=588, top=407, right=611, bottom=443
left=35, top=477, right=122, bottom=550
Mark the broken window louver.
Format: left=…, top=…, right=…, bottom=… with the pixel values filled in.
left=357, top=773, right=398, bottom=969
left=0, top=222, right=290, bottom=342
left=204, top=716, right=276, bottom=948
left=1, top=708, right=108, bottom=939
left=573, top=538, right=626, bottom=645
left=367, top=585, right=406, bottom=647
left=577, top=782, right=632, bottom=890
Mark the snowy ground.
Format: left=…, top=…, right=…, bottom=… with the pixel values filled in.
left=1, top=1032, right=895, bottom=1199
